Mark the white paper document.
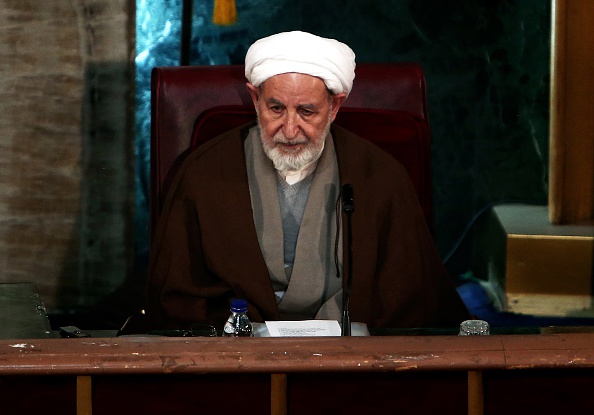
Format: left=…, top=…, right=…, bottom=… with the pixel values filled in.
left=265, top=320, right=342, bottom=337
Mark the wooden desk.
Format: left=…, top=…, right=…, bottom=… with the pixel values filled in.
left=1, top=333, right=593, bottom=414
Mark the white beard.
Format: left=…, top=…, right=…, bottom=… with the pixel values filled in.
left=259, top=117, right=332, bottom=172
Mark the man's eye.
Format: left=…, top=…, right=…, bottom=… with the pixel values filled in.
left=269, top=106, right=283, bottom=113
left=300, top=109, right=313, bottom=116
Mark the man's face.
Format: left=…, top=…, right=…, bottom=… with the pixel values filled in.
left=247, top=73, right=346, bottom=171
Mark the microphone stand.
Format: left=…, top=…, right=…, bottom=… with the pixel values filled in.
left=341, top=184, right=354, bottom=336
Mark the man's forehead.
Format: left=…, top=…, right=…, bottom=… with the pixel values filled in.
left=262, top=72, right=326, bottom=90
left=259, top=73, right=329, bottom=102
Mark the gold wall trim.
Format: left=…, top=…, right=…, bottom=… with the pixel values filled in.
left=549, top=0, right=594, bottom=224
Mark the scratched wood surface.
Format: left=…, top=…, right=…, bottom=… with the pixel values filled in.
left=1, top=333, right=593, bottom=375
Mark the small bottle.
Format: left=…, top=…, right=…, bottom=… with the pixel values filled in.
left=223, top=299, right=253, bottom=337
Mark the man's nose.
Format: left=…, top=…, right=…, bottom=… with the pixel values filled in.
left=282, top=111, right=300, bottom=139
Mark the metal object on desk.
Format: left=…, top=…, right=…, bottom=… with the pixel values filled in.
left=459, top=319, right=490, bottom=336
left=59, top=326, right=91, bottom=338
left=0, top=283, right=53, bottom=339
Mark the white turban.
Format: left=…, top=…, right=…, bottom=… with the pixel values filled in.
left=245, top=31, right=356, bottom=96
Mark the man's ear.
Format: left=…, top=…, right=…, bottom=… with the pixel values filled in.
left=330, top=92, right=347, bottom=122
left=246, top=83, right=259, bottom=109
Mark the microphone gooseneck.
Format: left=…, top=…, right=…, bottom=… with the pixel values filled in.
left=341, top=184, right=354, bottom=336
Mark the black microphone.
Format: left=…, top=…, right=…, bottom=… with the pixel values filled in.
left=342, top=183, right=354, bottom=214
left=341, top=184, right=354, bottom=336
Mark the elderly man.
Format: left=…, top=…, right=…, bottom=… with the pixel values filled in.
left=147, top=31, right=470, bottom=330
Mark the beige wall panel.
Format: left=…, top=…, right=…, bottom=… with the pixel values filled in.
left=0, top=0, right=135, bottom=311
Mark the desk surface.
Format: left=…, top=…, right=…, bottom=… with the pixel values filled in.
left=1, top=332, right=593, bottom=375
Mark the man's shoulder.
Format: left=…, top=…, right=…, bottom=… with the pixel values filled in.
left=331, top=124, right=405, bottom=171
left=184, top=123, right=253, bottom=167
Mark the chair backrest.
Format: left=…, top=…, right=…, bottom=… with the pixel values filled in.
left=150, top=63, right=433, bottom=236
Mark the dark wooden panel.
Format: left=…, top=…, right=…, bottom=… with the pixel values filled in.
left=92, top=373, right=270, bottom=415
left=288, top=371, right=467, bottom=415
left=0, top=376, right=76, bottom=414
left=484, top=368, right=594, bottom=414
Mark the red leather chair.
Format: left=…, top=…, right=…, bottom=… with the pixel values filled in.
left=150, top=63, right=433, bottom=236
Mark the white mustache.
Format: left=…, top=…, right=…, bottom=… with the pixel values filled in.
left=274, top=140, right=308, bottom=146
left=275, top=140, right=308, bottom=146
left=273, top=135, right=308, bottom=146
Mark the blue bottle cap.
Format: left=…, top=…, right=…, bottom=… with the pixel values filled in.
left=230, top=298, right=248, bottom=313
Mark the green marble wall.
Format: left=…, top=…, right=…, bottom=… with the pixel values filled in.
left=136, top=0, right=550, bottom=278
